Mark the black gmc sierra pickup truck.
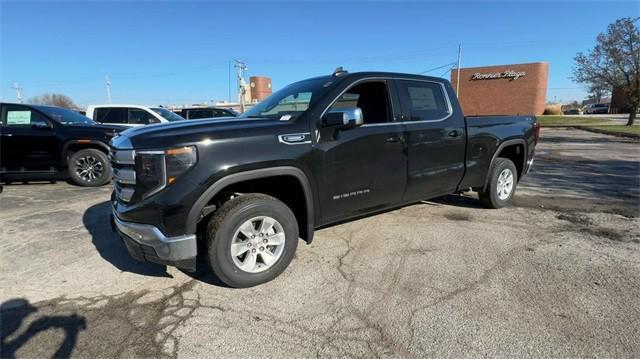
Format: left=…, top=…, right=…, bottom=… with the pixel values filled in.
left=111, top=69, right=539, bottom=287
left=1, top=103, right=122, bottom=186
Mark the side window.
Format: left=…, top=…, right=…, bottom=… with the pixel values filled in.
left=190, top=110, right=213, bottom=119
left=95, top=108, right=128, bottom=124
left=397, top=80, right=450, bottom=121
left=213, top=110, right=229, bottom=117
left=2, top=105, right=50, bottom=127
left=128, top=109, right=156, bottom=124
left=329, top=81, right=391, bottom=124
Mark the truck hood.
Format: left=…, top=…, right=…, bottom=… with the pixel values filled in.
left=112, top=117, right=283, bottom=149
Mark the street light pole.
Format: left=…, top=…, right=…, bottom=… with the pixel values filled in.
left=456, top=43, right=461, bottom=99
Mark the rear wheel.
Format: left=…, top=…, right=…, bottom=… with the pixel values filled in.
left=68, top=149, right=112, bottom=186
left=205, top=194, right=299, bottom=288
left=478, top=158, right=517, bottom=209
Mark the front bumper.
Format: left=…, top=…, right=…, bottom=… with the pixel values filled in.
left=111, top=213, right=197, bottom=271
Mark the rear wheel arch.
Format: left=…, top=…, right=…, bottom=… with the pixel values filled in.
left=482, top=139, right=526, bottom=191
left=188, top=166, right=315, bottom=243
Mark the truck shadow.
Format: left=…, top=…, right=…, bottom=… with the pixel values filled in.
left=1, top=298, right=85, bottom=358
left=82, top=201, right=171, bottom=278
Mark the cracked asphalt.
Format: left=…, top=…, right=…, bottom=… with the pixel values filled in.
left=1, top=128, right=639, bottom=358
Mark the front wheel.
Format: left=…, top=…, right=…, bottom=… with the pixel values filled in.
left=68, top=149, right=112, bottom=186
left=478, top=158, right=517, bottom=209
left=205, top=194, right=299, bottom=288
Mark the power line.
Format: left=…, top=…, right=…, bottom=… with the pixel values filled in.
left=418, top=62, right=457, bottom=74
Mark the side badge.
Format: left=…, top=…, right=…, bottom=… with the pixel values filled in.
left=278, top=133, right=311, bottom=145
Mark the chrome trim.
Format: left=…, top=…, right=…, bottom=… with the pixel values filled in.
left=115, top=184, right=134, bottom=202
left=278, top=133, right=312, bottom=145
left=113, top=215, right=197, bottom=261
left=113, top=167, right=136, bottom=185
left=110, top=149, right=135, bottom=165
left=321, top=76, right=454, bottom=126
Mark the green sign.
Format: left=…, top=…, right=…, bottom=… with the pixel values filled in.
left=7, top=111, right=31, bottom=125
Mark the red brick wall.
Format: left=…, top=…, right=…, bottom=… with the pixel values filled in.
left=450, top=62, right=548, bottom=116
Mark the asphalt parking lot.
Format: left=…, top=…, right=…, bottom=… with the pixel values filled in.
left=1, top=128, right=639, bottom=358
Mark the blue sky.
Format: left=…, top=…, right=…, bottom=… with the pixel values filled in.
left=1, top=1, right=638, bottom=107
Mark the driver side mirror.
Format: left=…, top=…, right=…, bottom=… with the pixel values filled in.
left=323, top=108, right=363, bottom=128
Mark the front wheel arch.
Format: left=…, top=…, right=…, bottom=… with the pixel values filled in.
left=187, top=166, right=315, bottom=243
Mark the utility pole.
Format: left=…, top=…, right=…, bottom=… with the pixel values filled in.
left=235, top=60, right=247, bottom=112
left=456, top=43, right=461, bottom=99
left=11, top=82, right=23, bottom=103
left=228, top=61, right=232, bottom=103
left=105, top=75, right=112, bottom=104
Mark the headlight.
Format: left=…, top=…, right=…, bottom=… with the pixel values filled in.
left=135, top=146, right=197, bottom=199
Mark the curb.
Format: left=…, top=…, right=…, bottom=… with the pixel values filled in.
left=571, top=126, right=640, bottom=140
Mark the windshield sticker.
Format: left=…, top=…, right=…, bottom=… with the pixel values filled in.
left=279, top=114, right=292, bottom=121
left=6, top=111, right=31, bottom=125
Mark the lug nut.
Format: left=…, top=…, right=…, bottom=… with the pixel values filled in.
left=263, top=238, right=268, bottom=244
left=259, top=233, right=263, bottom=237
left=247, top=242, right=252, bottom=247
left=260, top=247, right=264, bottom=251
left=251, top=248, right=256, bottom=253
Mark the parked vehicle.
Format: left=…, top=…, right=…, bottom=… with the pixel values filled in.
left=563, top=108, right=582, bottom=115
left=0, top=103, right=123, bottom=186
left=110, top=70, right=539, bottom=287
left=179, top=107, right=238, bottom=120
left=584, top=103, right=609, bottom=114
left=86, top=104, right=185, bottom=127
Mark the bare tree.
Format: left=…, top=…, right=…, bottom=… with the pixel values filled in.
left=27, top=93, right=77, bottom=109
left=587, top=83, right=610, bottom=104
left=573, top=17, right=640, bottom=126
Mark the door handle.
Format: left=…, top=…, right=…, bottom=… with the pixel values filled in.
left=448, top=130, right=462, bottom=138
left=386, top=136, right=403, bottom=143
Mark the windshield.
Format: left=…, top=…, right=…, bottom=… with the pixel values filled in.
left=35, top=106, right=95, bottom=125
left=241, top=77, right=334, bottom=119
left=151, top=108, right=185, bottom=122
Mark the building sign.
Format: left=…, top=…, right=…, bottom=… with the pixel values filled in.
left=471, top=70, right=526, bottom=81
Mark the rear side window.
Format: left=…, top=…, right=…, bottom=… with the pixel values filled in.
left=396, top=80, right=451, bottom=121
left=2, top=104, right=50, bottom=127
left=128, top=109, right=157, bottom=124
left=94, top=107, right=127, bottom=124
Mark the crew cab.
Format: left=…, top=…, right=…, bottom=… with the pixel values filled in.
left=1, top=103, right=122, bottom=186
left=110, top=70, right=539, bottom=287
left=86, top=104, right=185, bottom=127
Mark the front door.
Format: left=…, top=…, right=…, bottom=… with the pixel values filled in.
left=394, top=79, right=466, bottom=200
left=316, top=80, right=407, bottom=222
left=1, top=104, right=59, bottom=172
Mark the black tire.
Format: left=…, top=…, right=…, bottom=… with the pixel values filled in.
left=67, top=149, right=112, bottom=187
left=478, top=158, right=518, bottom=209
left=205, top=193, right=299, bottom=288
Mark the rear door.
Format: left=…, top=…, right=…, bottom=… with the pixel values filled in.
left=0, top=104, right=59, bottom=171
left=394, top=79, right=466, bottom=200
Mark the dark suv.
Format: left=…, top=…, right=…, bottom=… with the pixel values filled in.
left=0, top=103, right=122, bottom=186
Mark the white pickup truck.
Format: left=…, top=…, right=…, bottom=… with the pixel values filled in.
left=86, top=104, right=185, bottom=127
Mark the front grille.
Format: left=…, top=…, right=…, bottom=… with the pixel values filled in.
left=110, top=148, right=136, bottom=203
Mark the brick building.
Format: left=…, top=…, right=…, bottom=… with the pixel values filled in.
left=450, top=62, right=549, bottom=116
